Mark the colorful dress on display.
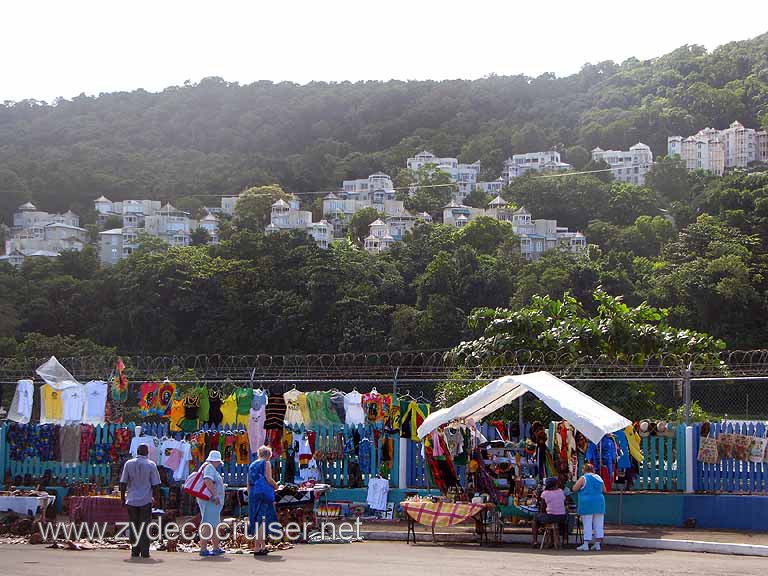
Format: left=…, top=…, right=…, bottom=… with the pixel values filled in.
left=283, top=389, right=305, bottom=427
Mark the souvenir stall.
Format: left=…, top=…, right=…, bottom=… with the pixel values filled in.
left=404, top=371, right=632, bottom=542
left=3, top=355, right=436, bottom=528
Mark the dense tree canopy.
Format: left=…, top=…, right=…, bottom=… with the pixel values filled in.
left=1, top=35, right=768, bottom=359
left=1, top=34, right=767, bottom=215
left=2, top=169, right=767, bottom=356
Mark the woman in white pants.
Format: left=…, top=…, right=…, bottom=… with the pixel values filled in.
left=572, top=462, right=606, bottom=551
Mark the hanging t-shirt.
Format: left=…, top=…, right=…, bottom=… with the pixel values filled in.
left=252, top=389, right=268, bottom=411
left=366, top=476, right=389, bottom=511
left=62, top=384, right=86, bottom=423
left=305, top=392, right=323, bottom=425
left=83, top=380, right=108, bottom=424
left=195, top=386, right=210, bottom=422
left=330, top=391, right=346, bottom=426
left=400, top=401, right=431, bottom=441
left=60, top=424, right=82, bottom=463
left=129, top=436, right=159, bottom=463
left=264, top=393, right=287, bottom=429
left=344, top=391, right=366, bottom=426
left=207, top=389, right=223, bottom=425
left=363, top=391, right=391, bottom=424
left=248, top=407, right=266, bottom=453
left=7, top=379, right=34, bottom=424
left=40, top=384, right=65, bottom=424
left=223, top=434, right=237, bottom=463
left=169, top=399, right=185, bottom=432
left=156, top=381, right=176, bottom=417
left=235, top=388, right=254, bottom=415
left=221, top=393, right=238, bottom=425
left=294, top=392, right=309, bottom=426
left=236, top=432, right=250, bottom=464
left=173, top=441, right=193, bottom=482
left=321, top=391, right=342, bottom=426
left=159, top=438, right=182, bottom=468
left=298, top=436, right=313, bottom=468
left=283, top=389, right=305, bottom=426
left=183, top=394, right=200, bottom=421
left=139, top=382, right=159, bottom=417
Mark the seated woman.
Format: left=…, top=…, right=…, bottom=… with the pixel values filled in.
left=531, top=477, right=567, bottom=547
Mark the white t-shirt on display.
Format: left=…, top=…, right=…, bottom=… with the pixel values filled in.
left=366, top=476, right=389, bottom=511
left=159, top=438, right=182, bottom=468
left=130, top=436, right=160, bottom=463
left=173, top=441, right=193, bottom=482
left=344, top=390, right=366, bottom=426
left=61, top=384, right=86, bottom=423
left=8, top=379, right=34, bottom=424
left=83, top=380, right=108, bottom=424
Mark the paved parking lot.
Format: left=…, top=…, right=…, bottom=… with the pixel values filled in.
left=3, top=541, right=768, bottom=576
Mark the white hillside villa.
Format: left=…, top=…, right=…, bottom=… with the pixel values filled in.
left=5, top=202, right=87, bottom=261
left=591, top=143, right=654, bottom=185
left=441, top=196, right=585, bottom=260
left=502, top=151, right=572, bottom=182
left=668, top=121, right=768, bottom=175
left=93, top=196, right=220, bottom=264
left=265, top=196, right=333, bottom=249
left=364, top=195, right=585, bottom=257
left=405, top=151, right=501, bottom=202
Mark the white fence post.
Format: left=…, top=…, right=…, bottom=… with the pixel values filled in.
left=398, top=437, right=407, bottom=489
left=685, top=426, right=694, bottom=493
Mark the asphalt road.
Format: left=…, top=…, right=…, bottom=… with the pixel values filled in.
left=3, top=542, right=766, bottom=576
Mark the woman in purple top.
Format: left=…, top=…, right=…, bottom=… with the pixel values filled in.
left=531, top=477, right=567, bottom=547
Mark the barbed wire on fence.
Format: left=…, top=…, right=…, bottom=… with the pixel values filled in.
left=1, top=348, right=768, bottom=381
left=2, top=348, right=768, bottom=380
left=0, top=348, right=766, bottom=422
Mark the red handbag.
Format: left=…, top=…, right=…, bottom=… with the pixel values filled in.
left=183, top=463, right=213, bottom=500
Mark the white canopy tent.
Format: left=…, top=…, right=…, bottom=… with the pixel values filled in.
left=417, top=371, right=631, bottom=445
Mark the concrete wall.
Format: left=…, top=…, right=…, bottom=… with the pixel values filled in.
left=326, top=489, right=768, bottom=533
left=605, top=493, right=768, bottom=532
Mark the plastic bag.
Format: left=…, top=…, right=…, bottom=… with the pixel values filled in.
left=36, top=356, right=80, bottom=390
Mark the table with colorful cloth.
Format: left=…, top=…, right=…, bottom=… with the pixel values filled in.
left=401, top=501, right=494, bottom=543
left=0, top=495, right=56, bottom=519
left=67, top=496, right=128, bottom=525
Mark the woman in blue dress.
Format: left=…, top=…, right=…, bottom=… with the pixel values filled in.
left=572, top=462, right=606, bottom=551
left=248, top=445, right=280, bottom=556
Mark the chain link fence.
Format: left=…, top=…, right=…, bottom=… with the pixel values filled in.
left=0, top=350, right=767, bottom=425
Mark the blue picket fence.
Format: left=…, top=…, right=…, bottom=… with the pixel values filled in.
left=5, top=419, right=763, bottom=494
left=693, top=421, right=768, bottom=493
left=635, top=424, right=685, bottom=491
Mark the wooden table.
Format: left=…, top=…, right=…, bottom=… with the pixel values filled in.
left=401, top=501, right=493, bottom=544
left=68, top=496, right=128, bottom=525
left=0, top=495, right=55, bottom=521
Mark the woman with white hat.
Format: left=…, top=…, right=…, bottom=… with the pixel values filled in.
left=197, top=450, right=226, bottom=557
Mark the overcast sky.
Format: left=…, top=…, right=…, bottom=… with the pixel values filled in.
left=3, top=0, right=767, bottom=102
